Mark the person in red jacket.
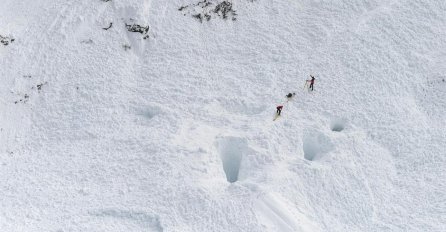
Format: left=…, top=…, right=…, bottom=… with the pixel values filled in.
left=307, top=75, right=315, bottom=91
left=276, top=105, right=283, bottom=115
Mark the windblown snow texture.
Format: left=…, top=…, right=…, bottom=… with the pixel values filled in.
left=1, top=0, right=445, bottom=231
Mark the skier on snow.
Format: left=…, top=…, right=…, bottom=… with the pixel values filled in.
left=286, top=92, right=296, bottom=99
left=307, top=75, right=315, bottom=91
left=276, top=105, right=283, bottom=115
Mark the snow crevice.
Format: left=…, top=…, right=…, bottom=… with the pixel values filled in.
left=216, top=136, right=247, bottom=183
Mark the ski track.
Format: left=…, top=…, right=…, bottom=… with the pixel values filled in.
left=1, top=0, right=445, bottom=231
left=254, top=191, right=321, bottom=232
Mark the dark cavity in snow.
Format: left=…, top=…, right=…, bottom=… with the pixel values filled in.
left=303, top=132, right=334, bottom=161
left=216, top=136, right=247, bottom=183
left=330, top=117, right=346, bottom=132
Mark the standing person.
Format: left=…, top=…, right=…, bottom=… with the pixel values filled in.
left=307, top=75, right=315, bottom=91
left=276, top=105, right=283, bottom=115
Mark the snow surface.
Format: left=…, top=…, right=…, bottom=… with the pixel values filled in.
left=1, top=0, right=445, bottom=231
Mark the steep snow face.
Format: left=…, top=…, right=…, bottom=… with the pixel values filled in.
left=1, top=0, right=445, bottom=231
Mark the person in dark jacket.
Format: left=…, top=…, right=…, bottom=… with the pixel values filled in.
left=276, top=105, right=283, bottom=115
left=286, top=92, right=296, bottom=99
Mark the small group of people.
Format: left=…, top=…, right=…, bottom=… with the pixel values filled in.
left=276, top=94, right=294, bottom=115
left=276, top=75, right=316, bottom=116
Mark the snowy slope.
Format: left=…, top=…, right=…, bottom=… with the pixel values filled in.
left=1, top=0, right=445, bottom=231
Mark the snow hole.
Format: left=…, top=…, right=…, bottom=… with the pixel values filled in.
left=330, top=117, right=346, bottom=132
left=216, top=136, right=247, bottom=183
left=137, top=106, right=161, bottom=119
left=303, top=132, right=334, bottom=161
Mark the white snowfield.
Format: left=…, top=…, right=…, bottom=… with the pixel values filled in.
left=1, top=0, right=445, bottom=231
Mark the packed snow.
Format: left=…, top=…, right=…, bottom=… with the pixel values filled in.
left=1, top=0, right=445, bottom=231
